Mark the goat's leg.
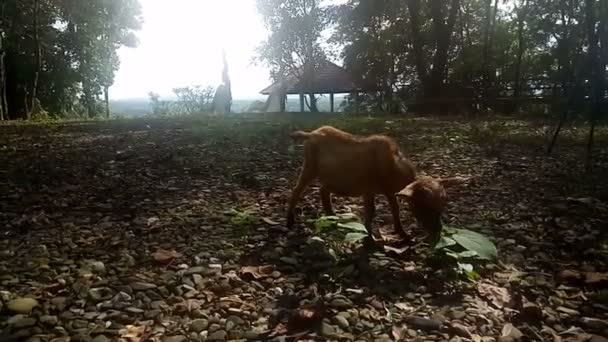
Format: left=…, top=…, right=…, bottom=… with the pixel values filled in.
left=386, top=193, right=410, bottom=240
left=286, top=166, right=316, bottom=228
left=320, top=186, right=334, bottom=216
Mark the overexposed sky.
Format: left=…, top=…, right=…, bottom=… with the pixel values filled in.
left=111, top=0, right=270, bottom=100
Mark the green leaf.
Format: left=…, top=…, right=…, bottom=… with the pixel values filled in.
left=445, top=251, right=461, bottom=259
left=314, top=219, right=336, bottom=234
left=451, top=229, right=498, bottom=260
left=457, top=250, right=479, bottom=258
left=337, top=213, right=359, bottom=222
left=434, top=236, right=457, bottom=249
left=338, top=222, right=368, bottom=233
left=457, top=262, right=473, bottom=273
left=344, top=232, right=368, bottom=243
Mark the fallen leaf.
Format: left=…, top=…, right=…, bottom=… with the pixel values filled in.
left=151, top=249, right=182, bottom=263
left=501, top=323, right=523, bottom=339
left=119, top=324, right=146, bottom=342
left=395, top=302, right=414, bottom=312
left=478, top=282, right=511, bottom=308
left=262, top=217, right=280, bottom=225
left=556, top=306, right=579, bottom=315
left=392, top=324, right=408, bottom=341
left=240, top=265, right=274, bottom=279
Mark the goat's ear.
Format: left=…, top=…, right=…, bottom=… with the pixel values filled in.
left=396, top=183, right=416, bottom=198
left=438, top=176, right=468, bottom=189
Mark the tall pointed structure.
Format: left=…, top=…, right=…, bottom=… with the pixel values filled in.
left=212, top=49, right=232, bottom=114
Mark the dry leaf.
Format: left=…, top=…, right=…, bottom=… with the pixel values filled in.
left=478, top=282, right=511, bottom=308
left=240, top=265, right=274, bottom=279
left=262, top=217, right=280, bottom=225
left=392, top=324, right=408, bottom=341
left=501, top=323, right=523, bottom=339
left=151, top=249, right=182, bottom=263
left=395, top=302, right=414, bottom=312
left=119, top=325, right=146, bottom=342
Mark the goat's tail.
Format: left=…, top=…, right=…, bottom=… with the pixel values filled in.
left=289, top=130, right=312, bottom=141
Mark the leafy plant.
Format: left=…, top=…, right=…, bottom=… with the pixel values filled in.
left=434, top=226, right=498, bottom=280
left=223, top=208, right=258, bottom=228
left=311, top=213, right=368, bottom=242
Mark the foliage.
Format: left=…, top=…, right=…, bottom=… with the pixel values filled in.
left=434, top=226, right=498, bottom=280
left=0, top=0, right=142, bottom=119
left=223, top=208, right=258, bottom=228
left=148, top=86, right=215, bottom=117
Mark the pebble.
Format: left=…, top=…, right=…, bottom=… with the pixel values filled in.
left=190, top=319, right=209, bottom=333
left=582, top=317, right=608, bottom=331
left=91, top=335, right=111, bottom=342
left=406, top=316, right=442, bottom=331
left=40, top=315, right=58, bottom=325
left=333, top=315, right=350, bottom=329
left=7, top=298, right=39, bottom=314
left=129, top=282, right=157, bottom=291
left=449, top=323, right=473, bottom=339
left=207, top=330, right=227, bottom=341
left=279, top=257, right=298, bottom=265
left=162, top=336, right=187, bottom=342
left=8, top=316, right=37, bottom=328
left=321, top=322, right=336, bottom=336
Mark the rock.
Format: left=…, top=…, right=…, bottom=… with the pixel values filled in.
left=89, top=288, right=112, bottom=302
left=88, top=261, right=106, bottom=274
left=227, top=315, right=245, bottom=326
left=7, top=298, right=39, bottom=314
left=8, top=315, right=37, bottom=328
left=405, top=316, right=442, bottom=331
left=184, top=266, right=211, bottom=275
left=242, top=330, right=259, bottom=340
left=448, top=323, right=473, bottom=339
left=329, top=297, right=353, bottom=309
left=279, top=257, right=298, bottom=266
left=333, top=315, right=350, bottom=330
left=190, top=319, right=209, bottom=333
left=449, top=309, right=466, bottom=320
left=321, top=322, right=336, bottom=336
left=162, top=336, right=187, bottom=342
left=91, top=335, right=111, bottom=342
left=192, top=274, right=204, bottom=286
left=581, top=317, right=608, bottom=331
left=208, top=330, right=227, bottom=341
left=129, top=282, right=157, bottom=291
left=40, top=315, right=58, bottom=325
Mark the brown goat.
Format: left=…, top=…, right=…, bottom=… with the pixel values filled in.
left=286, top=126, right=464, bottom=242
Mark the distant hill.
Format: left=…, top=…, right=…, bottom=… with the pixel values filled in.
left=110, top=95, right=346, bottom=117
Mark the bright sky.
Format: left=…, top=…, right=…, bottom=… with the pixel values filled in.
left=111, top=0, right=270, bottom=100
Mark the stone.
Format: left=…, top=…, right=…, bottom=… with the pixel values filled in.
left=207, top=330, right=227, bottom=341
left=129, top=282, right=157, bottom=291
left=333, top=315, right=350, bottom=329
left=321, top=322, right=336, bottom=336
left=190, top=319, right=209, bottom=333
left=91, top=335, right=111, bottom=342
left=162, top=336, right=187, bottom=342
left=405, top=316, right=442, bottom=331
left=89, top=288, right=112, bottom=302
left=40, top=315, right=58, bottom=325
left=7, top=298, right=39, bottom=314
left=448, top=323, right=473, bottom=339
left=8, top=316, right=37, bottom=328
left=279, top=257, right=298, bottom=265
left=88, top=261, right=106, bottom=274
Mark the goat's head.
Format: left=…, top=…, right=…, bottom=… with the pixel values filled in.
left=396, top=176, right=467, bottom=243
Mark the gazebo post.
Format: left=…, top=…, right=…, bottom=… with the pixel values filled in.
left=299, top=93, right=305, bottom=112
left=330, top=93, right=334, bottom=113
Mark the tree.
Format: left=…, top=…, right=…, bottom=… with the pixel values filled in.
left=0, top=0, right=141, bottom=119
left=256, top=0, right=329, bottom=112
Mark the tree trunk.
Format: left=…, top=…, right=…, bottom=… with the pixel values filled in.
left=481, top=0, right=499, bottom=101
left=510, top=0, right=529, bottom=114
left=29, top=0, right=41, bottom=120
left=407, top=0, right=428, bottom=87
left=307, top=93, right=318, bottom=112
left=584, top=0, right=602, bottom=172
left=104, top=85, right=110, bottom=118
left=0, top=37, right=5, bottom=120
